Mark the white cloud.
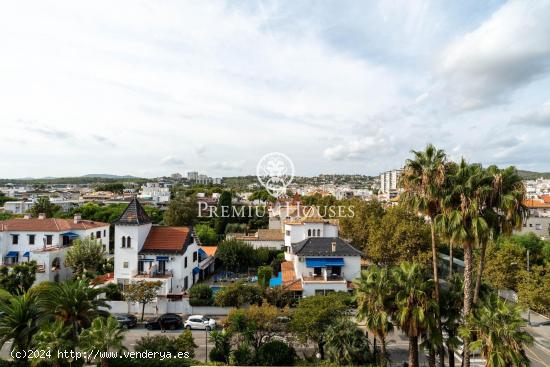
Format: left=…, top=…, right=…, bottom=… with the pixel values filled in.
left=510, top=101, right=550, bottom=127
left=439, top=0, right=550, bottom=110
left=161, top=156, right=184, bottom=166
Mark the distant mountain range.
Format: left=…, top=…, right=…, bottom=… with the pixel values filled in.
left=517, top=170, right=550, bottom=180
left=81, top=174, right=140, bottom=179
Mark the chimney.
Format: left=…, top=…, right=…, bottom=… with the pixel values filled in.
left=23, top=214, right=31, bottom=220
left=331, top=241, right=337, bottom=253
left=38, top=213, right=46, bottom=220
left=74, top=214, right=82, bottom=224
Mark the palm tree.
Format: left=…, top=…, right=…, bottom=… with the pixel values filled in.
left=41, top=279, right=109, bottom=338
left=473, top=165, right=527, bottom=304
left=354, top=265, right=393, bottom=365
left=459, top=294, right=533, bottom=367
left=80, top=316, right=127, bottom=367
left=401, top=144, right=450, bottom=367
left=324, top=317, right=370, bottom=366
left=440, top=274, right=464, bottom=367
left=392, top=262, right=435, bottom=367
left=0, top=292, right=44, bottom=361
left=33, top=320, right=73, bottom=367
left=441, top=159, right=493, bottom=367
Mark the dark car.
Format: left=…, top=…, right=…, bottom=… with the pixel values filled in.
left=115, top=313, right=137, bottom=329
left=145, top=313, right=183, bottom=330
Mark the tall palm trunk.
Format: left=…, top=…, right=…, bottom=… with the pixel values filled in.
left=462, top=244, right=474, bottom=367
left=429, top=347, right=436, bottom=367
left=473, top=241, right=487, bottom=304
left=430, top=220, right=445, bottom=367
left=447, top=333, right=455, bottom=367
left=449, top=241, right=453, bottom=277
left=380, top=333, right=387, bottom=363
left=409, top=335, right=419, bottom=367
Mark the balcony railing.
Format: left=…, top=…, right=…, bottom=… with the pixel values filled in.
left=302, top=272, right=345, bottom=282
left=135, top=270, right=173, bottom=278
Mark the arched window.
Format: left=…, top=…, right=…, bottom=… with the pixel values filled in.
left=127, top=237, right=132, bottom=248
left=307, top=229, right=311, bottom=237
left=317, top=229, right=321, bottom=237
left=122, top=236, right=126, bottom=248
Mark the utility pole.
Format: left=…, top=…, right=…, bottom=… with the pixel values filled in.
left=205, top=328, right=208, bottom=363
left=527, top=249, right=531, bottom=326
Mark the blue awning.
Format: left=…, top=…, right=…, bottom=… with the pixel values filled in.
left=23, top=252, right=30, bottom=257
left=62, top=232, right=79, bottom=239
left=198, top=248, right=208, bottom=258
left=156, top=256, right=169, bottom=261
left=269, top=272, right=282, bottom=287
left=139, top=258, right=154, bottom=262
left=192, top=267, right=200, bottom=275
left=305, top=257, right=345, bottom=268
left=5, top=251, right=19, bottom=258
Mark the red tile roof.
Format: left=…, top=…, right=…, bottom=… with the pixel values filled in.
left=0, top=218, right=109, bottom=232
left=141, top=226, right=191, bottom=253
left=280, top=261, right=303, bottom=291
left=524, top=199, right=550, bottom=208
left=200, top=246, right=217, bottom=256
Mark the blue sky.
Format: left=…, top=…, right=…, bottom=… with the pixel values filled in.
left=1, top=0, right=549, bottom=178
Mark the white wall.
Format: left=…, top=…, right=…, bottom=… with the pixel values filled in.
left=105, top=300, right=232, bottom=316
left=114, top=223, right=152, bottom=280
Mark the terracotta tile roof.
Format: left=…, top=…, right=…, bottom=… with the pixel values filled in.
left=524, top=199, right=550, bottom=208
left=280, top=261, right=303, bottom=291
left=200, top=246, right=217, bottom=256
left=0, top=218, right=109, bottom=232
left=234, top=229, right=284, bottom=242
left=541, top=195, right=550, bottom=203
left=91, top=272, right=114, bottom=285
left=114, top=198, right=151, bottom=225
left=141, top=226, right=191, bottom=254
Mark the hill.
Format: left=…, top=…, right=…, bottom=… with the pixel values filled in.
left=517, top=170, right=550, bottom=180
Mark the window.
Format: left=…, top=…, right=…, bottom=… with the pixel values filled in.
left=127, top=237, right=131, bottom=248
left=184, top=276, right=188, bottom=290
left=96, top=231, right=101, bottom=239
left=103, top=230, right=106, bottom=237
left=184, top=257, right=188, bottom=268
left=123, top=262, right=129, bottom=269
left=535, top=223, right=542, bottom=230
left=46, top=235, right=53, bottom=245
left=286, top=230, right=290, bottom=236
left=12, top=234, right=19, bottom=245
left=317, top=229, right=321, bottom=237
left=90, top=232, right=95, bottom=240
left=122, top=237, right=126, bottom=248
left=307, top=229, right=311, bottom=237
left=193, top=251, right=197, bottom=262
left=28, top=234, right=35, bottom=245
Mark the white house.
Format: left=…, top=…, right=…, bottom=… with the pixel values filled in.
left=113, top=198, right=210, bottom=298
left=138, top=183, right=171, bottom=204
left=278, top=217, right=361, bottom=297
left=0, top=214, right=110, bottom=283
left=232, top=229, right=285, bottom=250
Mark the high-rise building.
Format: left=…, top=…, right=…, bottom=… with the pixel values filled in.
left=187, top=171, right=199, bottom=181
left=379, top=169, right=402, bottom=199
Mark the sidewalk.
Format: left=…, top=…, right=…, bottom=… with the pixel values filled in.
left=523, top=310, right=550, bottom=354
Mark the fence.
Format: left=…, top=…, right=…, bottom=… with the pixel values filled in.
left=105, top=300, right=233, bottom=316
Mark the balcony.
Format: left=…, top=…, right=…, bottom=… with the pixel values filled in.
left=302, top=271, right=345, bottom=282
left=135, top=270, right=173, bottom=279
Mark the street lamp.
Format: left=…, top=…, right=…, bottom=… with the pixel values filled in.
left=205, top=327, right=209, bottom=363
left=527, top=249, right=531, bottom=326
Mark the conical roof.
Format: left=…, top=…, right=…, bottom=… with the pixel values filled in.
left=114, top=197, right=151, bottom=225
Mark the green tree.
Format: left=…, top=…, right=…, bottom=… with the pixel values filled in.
left=164, top=193, right=198, bottom=226
left=256, top=340, right=296, bottom=366
left=173, top=330, right=198, bottom=358
left=459, top=294, right=533, bottom=367
left=209, top=329, right=232, bottom=364
left=290, top=292, right=349, bottom=359
left=30, top=196, right=60, bottom=218
left=483, top=240, right=525, bottom=290
left=216, top=239, right=256, bottom=273
left=214, top=191, right=232, bottom=234
left=339, top=199, right=384, bottom=252
left=64, top=237, right=107, bottom=277
left=95, top=183, right=125, bottom=194
left=188, top=283, right=214, bottom=306
left=248, top=188, right=276, bottom=203
left=226, top=304, right=284, bottom=352
left=354, top=265, right=393, bottom=363
left=0, top=261, right=38, bottom=295
left=367, top=206, right=432, bottom=266
left=392, top=262, right=435, bottom=367
left=324, top=317, right=371, bottom=366
left=214, top=281, right=262, bottom=307
left=517, top=263, right=550, bottom=315
left=80, top=316, right=127, bottom=367
left=0, top=292, right=44, bottom=361
left=123, top=281, right=162, bottom=321
left=41, top=279, right=110, bottom=338
left=440, top=274, right=463, bottom=367
left=33, top=320, right=73, bottom=367
left=257, top=265, right=273, bottom=290
left=194, top=223, right=217, bottom=245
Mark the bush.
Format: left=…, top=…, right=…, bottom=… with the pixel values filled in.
left=229, top=343, right=255, bottom=366
left=189, top=284, right=214, bottom=306
left=104, top=358, right=191, bottom=367
left=256, top=340, right=296, bottom=366
left=195, top=224, right=218, bottom=245
left=209, top=348, right=227, bottom=363
left=134, top=335, right=174, bottom=353
left=103, top=283, right=123, bottom=301
left=257, top=266, right=272, bottom=289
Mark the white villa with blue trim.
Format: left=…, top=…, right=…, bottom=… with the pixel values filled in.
left=279, top=216, right=362, bottom=297
left=113, top=198, right=215, bottom=298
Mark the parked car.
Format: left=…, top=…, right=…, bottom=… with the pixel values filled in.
left=115, top=313, right=137, bottom=329
left=184, top=315, right=217, bottom=330
left=145, top=313, right=183, bottom=330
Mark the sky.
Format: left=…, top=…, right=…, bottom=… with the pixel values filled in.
left=1, top=0, right=550, bottom=178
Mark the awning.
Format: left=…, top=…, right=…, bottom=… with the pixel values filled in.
left=62, top=232, right=79, bottom=239
left=305, top=257, right=345, bottom=268
left=156, top=256, right=169, bottom=261
left=192, top=267, right=201, bottom=275
left=139, top=258, right=155, bottom=262
left=198, top=248, right=208, bottom=258
left=5, top=251, right=18, bottom=258
left=23, top=252, right=30, bottom=258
